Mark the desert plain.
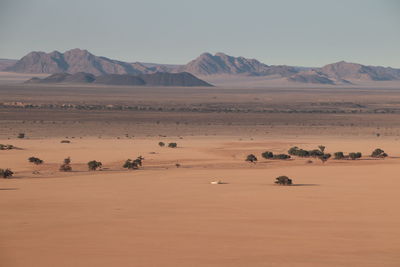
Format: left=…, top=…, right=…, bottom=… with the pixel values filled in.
left=1, top=78, right=400, bottom=266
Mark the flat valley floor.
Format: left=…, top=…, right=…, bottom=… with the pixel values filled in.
left=1, top=83, right=400, bottom=266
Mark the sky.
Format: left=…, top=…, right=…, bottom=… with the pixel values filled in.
left=0, top=0, right=399, bottom=67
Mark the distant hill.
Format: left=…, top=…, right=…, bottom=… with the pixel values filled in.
left=7, top=48, right=400, bottom=85
left=6, top=49, right=151, bottom=75
left=25, top=72, right=213, bottom=87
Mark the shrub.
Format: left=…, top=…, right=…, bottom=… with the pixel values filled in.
left=158, top=141, right=165, bottom=147
left=17, top=133, right=25, bottom=139
left=60, top=140, right=71, bottom=144
left=88, top=160, right=102, bottom=171
left=246, top=154, right=257, bottom=163
left=309, top=149, right=324, bottom=158
left=318, top=145, right=326, bottom=153
left=273, top=154, right=291, bottom=160
left=349, top=152, right=362, bottom=160
left=275, top=176, right=292, bottom=185
left=0, top=168, right=14, bottom=178
left=371, top=148, right=388, bottom=158
left=261, top=151, right=274, bottom=159
left=319, top=153, right=331, bottom=163
left=175, top=163, right=181, bottom=168
left=0, top=144, right=15, bottom=150
left=334, top=152, right=345, bottom=160
left=123, top=156, right=144, bottom=170
left=59, top=157, right=72, bottom=171
left=288, top=146, right=310, bottom=157
left=168, top=142, right=177, bottom=148
left=28, top=157, right=43, bottom=165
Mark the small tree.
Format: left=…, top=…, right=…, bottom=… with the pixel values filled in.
left=88, top=160, right=102, bottom=171
left=319, top=153, right=331, bottom=163
left=275, top=176, right=293, bottom=185
left=0, top=168, right=14, bottom=178
left=123, top=156, right=144, bottom=170
left=246, top=154, right=257, bottom=163
left=318, top=145, right=326, bottom=153
left=334, top=152, right=345, bottom=160
left=59, top=157, right=72, bottom=171
left=158, top=141, right=165, bottom=147
left=28, top=157, right=43, bottom=165
left=261, top=151, right=274, bottom=159
left=371, top=148, right=388, bottom=158
left=349, top=152, right=362, bottom=160
left=273, top=154, right=291, bottom=160
left=168, top=142, right=177, bottom=148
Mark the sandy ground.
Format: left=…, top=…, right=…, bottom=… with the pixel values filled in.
left=1, top=136, right=400, bottom=267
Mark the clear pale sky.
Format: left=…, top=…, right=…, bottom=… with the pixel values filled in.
left=0, top=0, right=399, bottom=67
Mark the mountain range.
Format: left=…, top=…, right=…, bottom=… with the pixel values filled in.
left=2, top=48, right=400, bottom=85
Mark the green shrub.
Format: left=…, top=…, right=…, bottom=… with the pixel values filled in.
left=158, top=141, right=165, bottom=147
left=28, top=157, right=43, bottom=165
left=275, top=176, right=292, bottom=185
left=319, top=153, right=331, bottom=163
left=0, top=168, right=14, bottom=178
left=88, top=160, right=102, bottom=171
left=168, top=142, right=177, bottom=148
left=0, top=144, right=15, bottom=150
left=59, top=157, right=72, bottom=171
left=123, top=156, right=144, bottom=170
left=371, top=148, right=388, bottom=158
left=246, top=154, right=257, bottom=163
left=273, top=154, right=291, bottom=160
left=261, top=151, right=274, bottom=159
left=349, top=152, right=362, bottom=160
left=334, top=152, right=345, bottom=160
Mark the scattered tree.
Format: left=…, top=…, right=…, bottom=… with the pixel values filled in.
left=371, top=148, right=388, bottom=158
left=318, top=145, right=326, bottom=153
left=349, top=152, right=362, bottom=160
left=275, top=175, right=293, bottom=185
left=318, top=153, right=331, bottom=163
left=0, top=168, right=14, bottom=178
left=123, top=156, right=144, bottom=170
left=28, top=157, right=43, bottom=165
left=88, top=160, right=102, bottom=171
left=158, top=141, right=165, bottom=147
left=246, top=154, right=257, bottom=163
left=168, top=142, right=177, bottom=148
left=0, top=144, right=15, bottom=150
left=334, top=152, right=345, bottom=160
left=59, top=157, right=72, bottom=171
left=261, top=151, right=274, bottom=159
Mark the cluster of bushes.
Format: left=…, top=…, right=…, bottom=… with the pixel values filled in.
left=28, top=157, right=43, bottom=165
left=159, top=142, right=177, bottom=148
left=123, top=156, right=144, bottom=170
left=0, top=168, right=14, bottom=178
left=288, top=145, right=331, bottom=163
left=0, top=144, right=15, bottom=150
left=261, top=151, right=291, bottom=160
left=333, top=152, right=362, bottom=160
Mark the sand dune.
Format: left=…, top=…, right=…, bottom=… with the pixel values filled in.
left=1, top=136, right=400, bottom=266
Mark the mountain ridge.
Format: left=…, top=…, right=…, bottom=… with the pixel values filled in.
left=6, top=49, right=400, bottom=85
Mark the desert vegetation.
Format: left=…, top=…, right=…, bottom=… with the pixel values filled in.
left=349, top=152, right=362, bottom=160
left=88, top=160, right=102, bottom=171
left=261, top=151, right=291, bottom=160
left=168, top=142, right=177, bottom=148
left=246, top=154, right=258, bottom=163
left=158, top=141, right=165, bottom=147
left=275, top=176, right=293, bottom=185
left=371, top=148, right=388, bottom=158
left=60, top=140, right=71, bottom=143
left=123, top=156, right=144, bottom=170
left=288, top=146, right=331, bottom=163
left=0, top=168, right=14, bottom=178
left=17, top=133, right=25, bottom=139
left=28, top=157, right=43, bottom=165
left=0, top=144, right=15, bottom=150
left=59, top=157, right=72, bottom=171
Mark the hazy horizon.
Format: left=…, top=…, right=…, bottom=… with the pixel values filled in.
left=1, top=0, right=399, bottom=68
